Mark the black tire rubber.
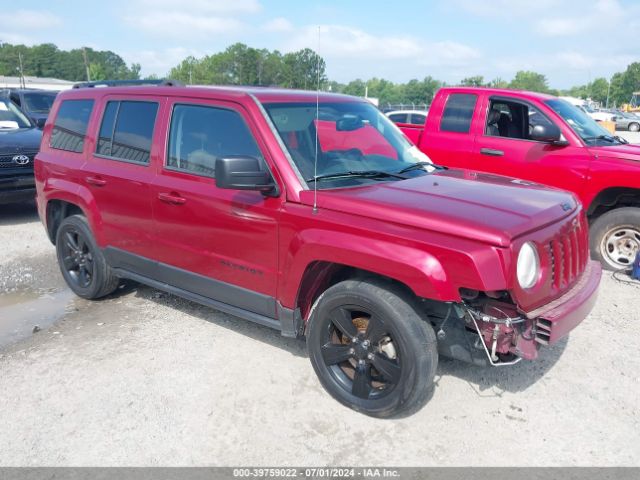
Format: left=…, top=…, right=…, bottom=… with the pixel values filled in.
left=589, top=207, right=640, bottom=271
left=628, top=122, right=640, bottom=132
left=307, top=278, right=437, bottom=418
left=55, top=215, right=119, bottom=299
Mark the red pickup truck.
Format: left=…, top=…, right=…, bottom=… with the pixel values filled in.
left=395, top=87, right=640, bottom=271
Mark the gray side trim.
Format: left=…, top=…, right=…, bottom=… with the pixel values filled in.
left=155, top=261, right=275, bottom=318
left=104, top=246, right=276, bottom=319
left=277, top=303, right=303, bottom=338
left=113, top=268, right=281, bottom=331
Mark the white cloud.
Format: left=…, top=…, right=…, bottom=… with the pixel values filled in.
left=419, top=41, right=481, bottom=67
left=448, top=0, right=555, bottom=17
left=127, top=12, right=246, bottom=37
left=122, top=47, right=206, bottom=77
left=0, top=10, right=62, bottom=46
left=124, top=0, right=261, bottom=38
left=262, top=17, right=293, bottom=33
left=8, top=10, right=62, bottom=29
left=288, top=25, right=423, bottom=59
left=535, top=0, right=625, bottom=37
left=136, top=0, right=261, bottom=14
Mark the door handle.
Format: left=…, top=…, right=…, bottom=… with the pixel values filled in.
left=158, top=192, right=186, bottom=205
left=85, top=176, right=107, bottom=186
left=480, top=148, right=504, bottom=157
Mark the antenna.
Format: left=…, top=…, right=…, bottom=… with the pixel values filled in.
left=312, top=25, right=321, bottom=214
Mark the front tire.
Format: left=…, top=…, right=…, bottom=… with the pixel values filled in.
left=590, top=207, right=640, bottom=270
left=307, top=278, right=437, bottom=418
left=56, top=215, right=119, bottom=299
left=628, top=122, right=640, bottom=132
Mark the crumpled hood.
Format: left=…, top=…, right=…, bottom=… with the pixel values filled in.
left=302, top=169, right=578, bottom=247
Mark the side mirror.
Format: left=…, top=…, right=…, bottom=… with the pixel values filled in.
left=530, top=123, right=565, bottom=144
left=35, top=117, right=46, bottom=129
left=336, top=115, right=364, bottom=131
left=215, top=156, right=278, bottom=196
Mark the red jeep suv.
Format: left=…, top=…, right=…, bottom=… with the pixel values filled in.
left=35, top=81, right=601, bottom=417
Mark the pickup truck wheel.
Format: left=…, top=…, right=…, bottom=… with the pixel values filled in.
left=628, top=122, right=640, bottom=132
left=56, top=215, right=119, bottom=299
left=307, top=279, right=437, bottom=418
left=590, top=207, right=640, bottom=270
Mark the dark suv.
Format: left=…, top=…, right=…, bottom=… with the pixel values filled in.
left=6, top=89, right=57, bottom=129
left=35, top=82, right=601, bottom=417
left=0, top=95, right=41, bottom=204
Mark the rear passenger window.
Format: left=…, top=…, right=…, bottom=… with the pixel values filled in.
left=167, top=104, right=263, bottom=178
left=50, top=99, right=94, bottom=153
left=96, top=100, right=158, bottom=164
left=440, top=94, right=477, bottom=133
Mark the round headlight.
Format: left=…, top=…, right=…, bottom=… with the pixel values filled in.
left=517, top=242, right=540, bottom=289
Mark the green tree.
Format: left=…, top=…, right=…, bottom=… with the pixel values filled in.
left=88, top=62, right=107, bottom=81
left=509, top=71, right=550, bottom=93
left=488, top=77, right=508, bottom=88
left=588, top=78, right=609, bottom=105
left=460, top=75, right=484, bottom=86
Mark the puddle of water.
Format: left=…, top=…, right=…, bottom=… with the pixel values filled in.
left=0, top=288, right=77, bottom=349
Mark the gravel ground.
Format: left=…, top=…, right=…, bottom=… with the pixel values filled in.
left=0, top=203, right=639, bottom=467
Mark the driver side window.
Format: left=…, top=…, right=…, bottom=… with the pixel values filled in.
left=485, top=99, right=556, bottom=142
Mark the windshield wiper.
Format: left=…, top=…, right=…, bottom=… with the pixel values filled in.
left=397, top=161, right=448, bottom=174
left=306, top=170, right=407, bottom=183
left=583, top=134, right=618, bottom=143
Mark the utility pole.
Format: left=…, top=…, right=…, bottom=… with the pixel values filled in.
left=606, top=79, right=611, bottom=109
left=82, top=47, right=91, bottom=82
left=18, top=52, right=25, bottom=88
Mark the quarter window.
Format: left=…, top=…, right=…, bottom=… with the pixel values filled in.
left=50, top=99, right=94, bottom=153
left=167, top=104, right=263, bottom=178
left=96, top=100, right=158, bottom=163
left=440, top=94, right=477, bottom=133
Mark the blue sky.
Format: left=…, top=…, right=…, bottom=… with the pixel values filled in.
left=1, top=0, right=638, bottom=88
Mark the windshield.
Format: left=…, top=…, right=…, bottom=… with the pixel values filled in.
left=263, top=101, right=433, bottom=189
left=23, top=92, right=56, bottom=113
left=0, top=99, right=32, bottom=129
left=545, top=98, right=620, bottom=145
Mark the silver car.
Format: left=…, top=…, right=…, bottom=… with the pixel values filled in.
left=615, top=112, right=640, bottom=132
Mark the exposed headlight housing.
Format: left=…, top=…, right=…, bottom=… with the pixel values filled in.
left=517, top=242, right=540, bottom=289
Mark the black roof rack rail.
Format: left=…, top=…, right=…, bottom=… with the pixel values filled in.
left=72, top=79, right=184, bottom=89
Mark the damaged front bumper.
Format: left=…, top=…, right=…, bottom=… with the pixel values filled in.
left=435, top=260, right=602, bottom=366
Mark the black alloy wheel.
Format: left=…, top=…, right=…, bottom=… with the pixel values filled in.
left=307, top=279, right=437, bottom=418
left=55, top=215, right=119, bottom=299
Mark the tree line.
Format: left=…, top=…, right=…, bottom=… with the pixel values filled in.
left=1, top=41, right=638, bottom=107
left=0, top=42, right=140, bottom=82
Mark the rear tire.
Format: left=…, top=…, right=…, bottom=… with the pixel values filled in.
left=590, top=207, right=640, bottom=270
left=56, top=215, right=119, bottom=299
left=307, top=278, right=437, bottom=418
left=628, top=122, right=640, bottom=132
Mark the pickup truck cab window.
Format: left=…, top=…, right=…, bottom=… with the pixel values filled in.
left=166, top=104, right=263, bottom=178
left=264, top=101, right=433, bottom=189
left=485, top=98, right=556, bottom=142
left=96, top=100, right=158, bottom=164
left=440, top=93, right=477, bottom=133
